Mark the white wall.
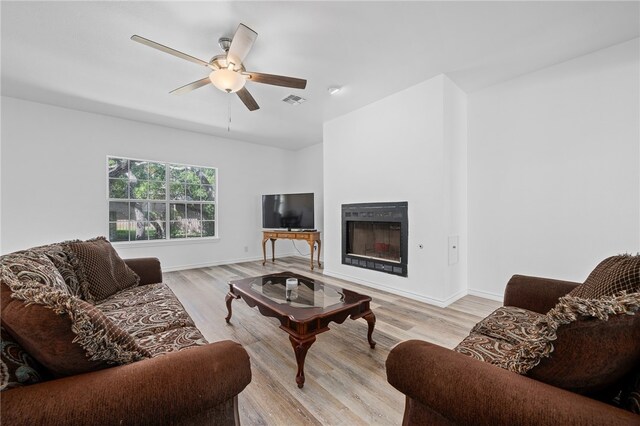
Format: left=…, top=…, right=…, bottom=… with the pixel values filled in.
left=323, top=74, right=468, bottom=306
left=468, top=38, right=640, bottom=300
left=0, top=96, right=314, bottom=270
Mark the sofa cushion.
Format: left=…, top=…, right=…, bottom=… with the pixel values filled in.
left=0, top=262, right=149, bottom=377
left=569, top=254, right=640, bottom=299
left=96, top=283, right=176, bottom=312
left=470, top=306, right=545, bottom=345
left=68, top=237, right=140, bottom=302
left=0, top=325, right=48, bottom=391
left=135, top=326, right=208, bottom=356
left=99, top=287, right=195, bottom=339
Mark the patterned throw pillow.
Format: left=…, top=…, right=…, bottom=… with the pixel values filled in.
left=0, top=264, right=149, bottom=377
left=68, top=237, right=140, bottom=302
left=1, top=326, right=47, bottom=391
left=569, top=254, right=640, bottom=298
left=2, top=252, right=68, bottom=294
left=30, top=243, right=94, bottom=303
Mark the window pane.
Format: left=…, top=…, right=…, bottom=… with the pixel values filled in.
left=109, top=179, right=128, bottom=199
left=170, top=221, right=185, bottom=238
left=130, top=202, right=148, bottom=221
left=170, top=165, right=187, bottom=182
left=130, top=181, right=149, bottom=199
left=186, top=204, right=201, bottom=220
left=147, top=221, right=165, bottom=240
left=170, top=203, right=186, bottom=220
left=148, top=162, right=166, bottom=181
left=201, top=185, right=215, bottom=201
left=202, top=204, right=215, bottom=220
left=201, top=168, right=215, bottom=185
left=109, top=221, right=133, bottom=242
left=109, top=202, right=129, bottom=221
left=108, top=158, right=128, bottom=179
left=149, top=202, right=166, bottom=221
left=187, top=184, right=207, bottom=201
left=148, top=181, right=165, bottom=200
left=130, top=161, right=149, bottom=180
left=186, top=219, right=202, bottom=237
left=134, top=222, right=149, bottom=240
left=202, top=221, right=215, bottom=237
left=170, top=182, right=185, bottom=200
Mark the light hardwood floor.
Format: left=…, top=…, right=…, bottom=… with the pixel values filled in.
left=164, top=257, right=501, bottom=425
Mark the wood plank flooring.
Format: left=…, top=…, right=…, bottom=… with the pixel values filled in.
left=164, top=257, right=501, bottom=425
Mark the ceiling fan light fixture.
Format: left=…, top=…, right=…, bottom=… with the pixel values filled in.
left=209, top=69, right=245, bottom=93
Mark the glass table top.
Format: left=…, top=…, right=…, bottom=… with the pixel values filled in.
left=249, top=275, right=345, bottom=308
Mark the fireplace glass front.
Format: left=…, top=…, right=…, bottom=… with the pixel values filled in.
left=346, top=221, right=401, bottom=263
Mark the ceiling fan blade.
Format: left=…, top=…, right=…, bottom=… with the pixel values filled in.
left=245, top=72, right=307, bottom=89
left=131, top=35, right=210, bottom=67
left=169, top=77, right=211, bottom=95
left=236, top=87, right=260, bottom=111
left=227, top=24, right=258, bottom=67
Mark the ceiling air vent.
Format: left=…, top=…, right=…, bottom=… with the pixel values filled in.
left=282, top=94, right=306, bottom=105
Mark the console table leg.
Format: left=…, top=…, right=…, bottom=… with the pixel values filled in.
left=261, top=238, right=268, bottom=266
left=316, top=239, right=322, bottom=268
left=289, top=335, right=316, bottom=388
left=270, top=238, right=276, bottom=263
left=225, top=292, right=239, bottom=323
left=363, top=312, right=377, bottom=348
left=308, top=240, right=315, bottom=270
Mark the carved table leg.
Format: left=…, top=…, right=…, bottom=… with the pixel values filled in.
left=308, top=239, right=315, bottom=270
left=363, top=312, right=376, bottom=348
left=289, top=335, right=316, bottom=388
left=270, top=238, right=276, bottom=262
left=316, top=239, right=322, bottom=268
left=225, top=292, right=239, bottom=323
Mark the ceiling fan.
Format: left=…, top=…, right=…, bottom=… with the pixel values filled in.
left=131, top=24, right=307, bottom=111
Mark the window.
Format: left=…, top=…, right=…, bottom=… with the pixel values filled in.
left=108, top=157, right=216, bottom=242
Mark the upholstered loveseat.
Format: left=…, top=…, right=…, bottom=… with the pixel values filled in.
left=1, top=237, right=251, bottom=425
left=387, top=255, right=640, bottom=425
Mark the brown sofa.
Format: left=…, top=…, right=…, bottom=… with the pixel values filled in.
left=1, top=239, right=251, bottom=425
left=387, top=256, right=640, bottom=426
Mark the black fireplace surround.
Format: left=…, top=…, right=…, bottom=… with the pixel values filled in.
left=342, top=202, right=408, bottom=277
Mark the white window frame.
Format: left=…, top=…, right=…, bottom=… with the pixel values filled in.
left=106, top=155, right=219, bottom=245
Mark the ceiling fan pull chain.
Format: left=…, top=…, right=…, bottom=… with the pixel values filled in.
left=227, top=93, right=232, bottom=132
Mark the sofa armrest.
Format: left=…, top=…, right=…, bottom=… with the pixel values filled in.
left=1, top=340, right=251, bottom=425
left=503, top=274, right=580, bottom=314
left=125, top=257, right=163, bottom=285
left=386, top=340, right=637, bottom=426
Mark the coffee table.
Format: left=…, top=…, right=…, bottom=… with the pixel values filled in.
left=225, top=271, right=376, bottom=388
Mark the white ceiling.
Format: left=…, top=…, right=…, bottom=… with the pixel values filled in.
left=2, top=1, right=638, bottom=150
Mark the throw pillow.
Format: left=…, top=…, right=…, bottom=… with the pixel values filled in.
left=2, top=251, right=68, bottom=294
left=1, top=325, right=48, bottom=391
left=30, top=243, right=94, bottom=303
left=0, top=265, right=150, bottom=377
left=569, top=254, right=640, bottom=298
left=68, top=237, right=140, bottom=302
left=496, top=293, right=640, bottom=396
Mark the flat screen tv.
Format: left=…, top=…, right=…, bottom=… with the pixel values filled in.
left=262, top=193, right=314, bottom=230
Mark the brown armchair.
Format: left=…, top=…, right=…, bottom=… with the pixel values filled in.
left=386, top=274, right=640, bottom=425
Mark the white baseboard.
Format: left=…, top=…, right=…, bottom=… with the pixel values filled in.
left=323, top=269, right=467, bottom=308
left=161, top=254, right=274, bottom=272
left=467, top=288, right=503, bottom=302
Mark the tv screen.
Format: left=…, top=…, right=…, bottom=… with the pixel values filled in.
left=262, top=193, right=314, bottom=230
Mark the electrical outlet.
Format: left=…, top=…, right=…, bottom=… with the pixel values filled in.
left=448, top=236, right=459, bottom=265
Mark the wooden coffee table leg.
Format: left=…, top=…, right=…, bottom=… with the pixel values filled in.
left=363, top=312, right=376, bottom=348
left=225, top=292, right=239, bottom=323
left=289, top=335, right=316, bottom=388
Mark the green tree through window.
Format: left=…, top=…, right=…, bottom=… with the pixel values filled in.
left=108, top=157, right=216, bottom=242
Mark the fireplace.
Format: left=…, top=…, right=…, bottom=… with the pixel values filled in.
left=342, top=202, right=408, bottom=277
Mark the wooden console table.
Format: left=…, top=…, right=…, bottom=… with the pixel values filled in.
left=262, top=231, right=321, bottom=270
